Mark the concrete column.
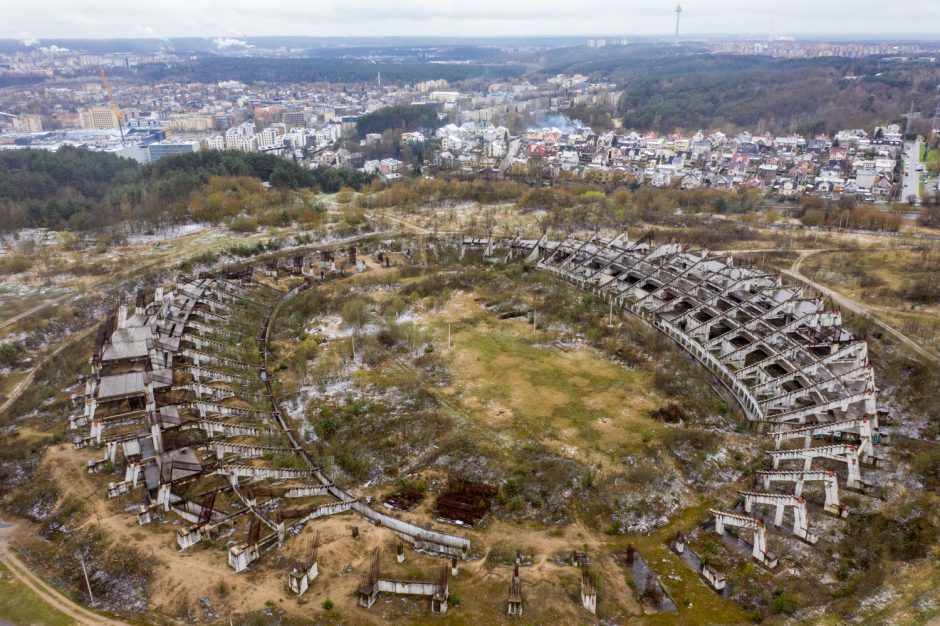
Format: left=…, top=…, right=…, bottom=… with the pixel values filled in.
left=847, top=457, right=862, bottom=489
left=151, top=423, right=163, bottom=455
left=85, top=397, right=97, bottom=421
left=105, top=441, right=118, bottom=463
left=157, top=484, right=172, bottom=512
left=752, top=527, right=765, bottom=560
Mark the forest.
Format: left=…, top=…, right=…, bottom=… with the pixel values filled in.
left=614, top=56, right=937, bottom=135
left=136, top=57, right=525, bottom=85
left=0, top=147, right=370, bottom=231
left=355, top=104, right=442, bottom=138
left=533, top=47, right=937, bottom=134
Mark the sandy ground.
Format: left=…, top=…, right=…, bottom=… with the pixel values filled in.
left=42, top=397, right=652, bottom=624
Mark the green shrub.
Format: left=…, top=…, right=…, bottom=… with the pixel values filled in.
left=0, top=256, right=33, bottom=274
left=911, top=448, right=940, bottom=480
left=229, top=216, right=258, bottom=233
left=770, top=587, right=798, bottom=615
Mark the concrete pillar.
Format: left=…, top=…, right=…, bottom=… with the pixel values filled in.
left=847, top=456, right=862, bottom=489
left=151, top=423, right=163, bottom=455
left=105, top=441, right=118, bottom=463
left=118, top=305, right=128, bottom=329
left=90, top=419, right=102, bottom=443
left=752, top=525, right=766, bottom=561
left=144, top=378, right=156, bottom=413
left=85, top=397, right=97, bottom=422
left=156, top=483, right=172, bottom=512
left=773, top=502, right=785, bottom=526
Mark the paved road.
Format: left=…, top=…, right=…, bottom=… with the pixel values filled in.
left=901, top=140, right=923, bottom=205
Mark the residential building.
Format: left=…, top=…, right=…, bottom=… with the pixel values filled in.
left=80, top=107, right=119, bottom=129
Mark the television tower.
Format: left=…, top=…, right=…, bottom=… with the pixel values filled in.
left=675, top=4, right=682, bottom=39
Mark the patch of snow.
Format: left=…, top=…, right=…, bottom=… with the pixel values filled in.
left=858, top=587, right=899, bottom=613
left=124, top=223, right=208, bottom=244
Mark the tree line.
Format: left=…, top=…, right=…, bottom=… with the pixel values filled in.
left=556, top=52, right=940, bottom=135
left=355, top=104, right=442, bottom=138
left=0, top=147, right=370, bottom=231
left=137, top=58, right=524, bottom=85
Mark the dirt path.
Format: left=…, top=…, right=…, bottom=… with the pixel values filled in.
left=0, top=522, right=128, bottom=626
left=381, top=212, right=433, bottom=234
left=0, top=299, right=64, bottom=332
left=0, top=324, right=99, bottom=417
left=784, top=249, right=940, bottom=364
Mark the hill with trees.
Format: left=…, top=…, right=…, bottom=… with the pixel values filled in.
left=0, top=147, right=370, bottom=231
left=137, top=57, right=524, bottom=85
left=534, top=47, right=938, bottom=135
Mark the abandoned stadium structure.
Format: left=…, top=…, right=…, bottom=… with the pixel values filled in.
left=517, top=231, right=886, bottom=568
left=70, top=260, right=470, bottom=586
left=64, top=230, right=895, bottom=615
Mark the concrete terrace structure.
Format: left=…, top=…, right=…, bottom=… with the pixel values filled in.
left=359, top=548, right=450, bottom=614
left=525, top=232, right=884, bottom=569
left=72, top=269, right=470, bottom=578
left=529, top=232, right=877, bottom=427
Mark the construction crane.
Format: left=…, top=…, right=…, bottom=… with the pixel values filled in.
left=98, top=67, right=126, bottom=144
left=0, top=111, right=19, bottom=118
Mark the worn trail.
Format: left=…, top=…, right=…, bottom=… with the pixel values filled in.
left=784, top=249, right=939, bottom=364
left=0, top=523, right=128, bottom=626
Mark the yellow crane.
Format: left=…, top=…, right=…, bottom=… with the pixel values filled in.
left=99, top=67, right=125, bottom=143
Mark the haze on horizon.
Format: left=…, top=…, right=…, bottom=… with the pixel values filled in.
left=5, top=0, right=940, bottom=42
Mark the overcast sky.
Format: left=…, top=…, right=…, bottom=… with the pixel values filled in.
left=6, top=0, right=940, bottom=40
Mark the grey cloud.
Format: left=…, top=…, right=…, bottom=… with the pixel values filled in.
left=2, top=0, right=939, bottom=38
